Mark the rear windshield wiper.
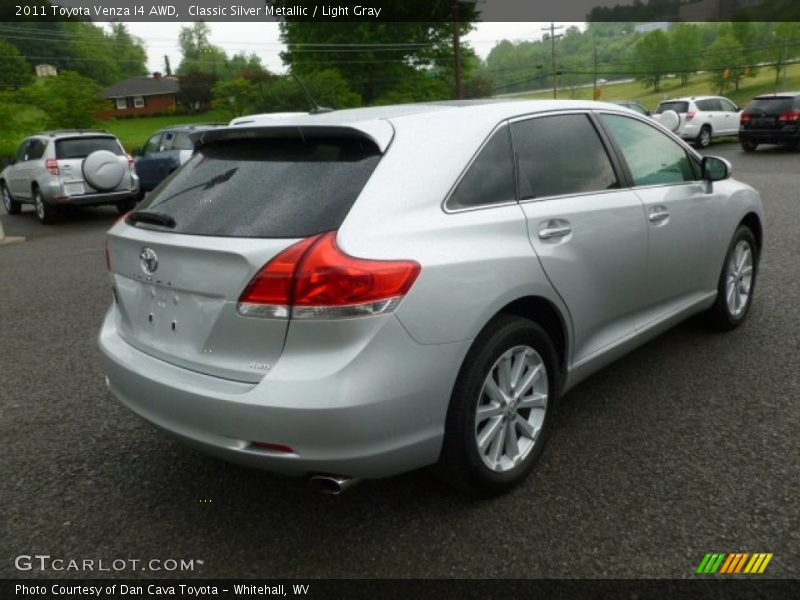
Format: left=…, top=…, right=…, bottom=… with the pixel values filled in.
left=126, top=211, right=176, bottom=229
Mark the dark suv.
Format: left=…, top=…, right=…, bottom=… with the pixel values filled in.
left=739, top=92, right=800, bottom=152
left=135, top=124, right=223, bottom=192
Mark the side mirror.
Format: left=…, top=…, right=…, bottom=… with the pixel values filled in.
left=702, top=156, right=731, bottom=182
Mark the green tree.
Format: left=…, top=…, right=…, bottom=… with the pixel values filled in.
left=634, top=30, right=671, bottom=92
left=705, top=33, right=745, bottom=94
left=669, top=24, right=702, bottom=86
left=0, top=38, right=32, bottom=89
left=177, top=22, right=229, bottom=77
left=278, top=0, right=476, bottom=103
left=18, top=71, right=104, bottom=129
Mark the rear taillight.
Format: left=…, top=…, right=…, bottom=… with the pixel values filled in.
left=127, top=154, right=136, bottom=171
left=46, top=158, right=59, bottom=175
left=685, top=112, right=696, bottom=121
left=237, top=231, right=421, bottom=320
left=779, top=110, right=800, bottom=123
left=740, top=113, right=752, bottom=124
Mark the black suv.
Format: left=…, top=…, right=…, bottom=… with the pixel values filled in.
left=739, top=92, right=800, bottom=152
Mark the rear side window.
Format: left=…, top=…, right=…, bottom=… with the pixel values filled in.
left=512, top=114, right=619, bottom=200
left=601, top=114, right=696, bottom=186
left=136, top=136, right=381, bottom=238
left=449, top=126, right=515, bottom=209
left=28, top=140, right=47, bottom=160
left=747, top=97, right=795, bottom=113
left=56, top=137, right=123, bottom=159
left=695, top=99, right=722, bottom=111
left=172, top=133, right=194, bottom=151
left=657, top=101, right=689, bottom=114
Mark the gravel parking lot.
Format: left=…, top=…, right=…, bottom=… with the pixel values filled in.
left=1, top=142, right=798, bottom=579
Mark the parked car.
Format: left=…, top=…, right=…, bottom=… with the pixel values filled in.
left=100, top=100, right=763, bottom=495
left=612, top=101, right=650, bottom=116
left=135, top=124, right=224, bottom=192
left=739, top=92, right=800, bottom=152
left=1, top=130, right=140, bottom=224
left=655, top=95, right=742, bottom=148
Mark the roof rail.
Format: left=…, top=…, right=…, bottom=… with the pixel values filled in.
left=35, top=129, right=113, bottom=137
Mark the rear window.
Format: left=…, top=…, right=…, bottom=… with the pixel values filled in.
left=135, top=136, right=381, bottom=238
left=656, top=101, right=689, bottom=114
left=747, top=97, right=796, bottom=113
left=55, top=137, right=123, bottom=159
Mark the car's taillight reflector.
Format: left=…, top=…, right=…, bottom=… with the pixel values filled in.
left=251, top=441, right=295, bottom=453
left=740, top=113, right=752, bottom=124
left=779, top=110, right=800, bottom=123
left=684, top=112, right=696, bottom=121
left=127, top=154, right=136, bottom=171
left=46, top=158, right=59, bottom=175
left=237, top=231, right=421, bottom=320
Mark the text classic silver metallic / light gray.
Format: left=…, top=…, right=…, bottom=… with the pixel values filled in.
left=99, top=100, right=764, bottom=495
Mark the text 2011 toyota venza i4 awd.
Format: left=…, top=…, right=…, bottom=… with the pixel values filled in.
left=99, top=101, right=763, bottom=495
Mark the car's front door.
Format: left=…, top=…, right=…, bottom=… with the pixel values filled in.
left=718, top=97, right=741, bottom=135
left=513, top=112, right=649, bottom=365
left=598, top=113, right=718, bottom=327
left=7, top=140, right=35, bottom=199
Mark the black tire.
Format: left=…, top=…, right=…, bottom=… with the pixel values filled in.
left=695, top=125, right=712, bottom=149
left=705, top=225, right=759, bottom=330
left=1, top=182, right=21, bottom=215
left=33, top=186, right=58, bottom=224
left=741, top=139, right=758, bottom=153
left=116, top=199, right=137, bottom=214
left=434, top=315, right=559, bottom=496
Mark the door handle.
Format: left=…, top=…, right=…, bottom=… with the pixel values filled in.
left=648, top=210, right=670, bottom=223
left=538, top=224, right=572, bottom=240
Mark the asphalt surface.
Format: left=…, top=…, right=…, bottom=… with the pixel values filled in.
left=1, top=142, right=799, bottom=579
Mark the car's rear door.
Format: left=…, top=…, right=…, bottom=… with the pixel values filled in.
left=597, top=112, right=718, bottom=327
left=513, top=112, right=649, bottom=364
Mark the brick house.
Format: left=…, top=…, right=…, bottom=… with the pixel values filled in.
left=100, top=73, right=180, bottom=119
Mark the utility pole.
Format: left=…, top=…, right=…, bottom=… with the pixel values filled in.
left=593, top=47, right=598, bottom=100
left=452, top=0, right=463, bottom=100
left=542, top=23, right=564, bottom=99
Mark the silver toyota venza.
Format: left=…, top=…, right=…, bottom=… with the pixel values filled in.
left=100, top=100, right=763, bottom=495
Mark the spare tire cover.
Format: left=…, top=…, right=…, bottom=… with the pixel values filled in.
left=82, top=150, right=125, bottom=191
left=654, top=109, right=680, bottom=133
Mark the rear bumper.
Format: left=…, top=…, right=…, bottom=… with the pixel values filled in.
left=40, top=179, right=140, bottom=205
left=739, top=127, right=800, bottom=145
left=98, top=307, right=470, bottom=479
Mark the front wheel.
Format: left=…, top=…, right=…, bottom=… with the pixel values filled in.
left=705, top=226, right=759, bottom=330
left=1, top=183, right=21, bottom=215
left=435, top=315, right=559, bottom=496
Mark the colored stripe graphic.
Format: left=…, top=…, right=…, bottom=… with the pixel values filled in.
left=701, top=552, right=774, bottom=574
left=720, top=553, right=738, bottom=574
left=697, top=553, right=727, bottom=574
left=758, top=554, right=773, bottom=573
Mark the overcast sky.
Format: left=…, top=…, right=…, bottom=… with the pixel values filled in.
left=110, top=22, right=584, bottom=75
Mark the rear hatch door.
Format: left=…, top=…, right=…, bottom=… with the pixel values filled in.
left=56, top=136, right=132, bottom=196
left=106, top=126, right=386, bottom=383
left=743, top=97, right=795, bottom=130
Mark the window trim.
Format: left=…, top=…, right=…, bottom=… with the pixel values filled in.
left=510, top=109, right=627, bottom=204
left=593, top=110, right=703, bottom=191
left=442, top=121, right=519, bottom=214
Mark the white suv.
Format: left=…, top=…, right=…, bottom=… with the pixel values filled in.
left=655, top=96, right=742, bottom=148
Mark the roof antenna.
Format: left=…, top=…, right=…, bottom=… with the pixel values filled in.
left=292, top=73, right=334, bottom=115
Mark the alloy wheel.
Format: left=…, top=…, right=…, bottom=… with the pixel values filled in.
left=725, top=240, right=753, bottom=318
left=474, top=345, right=548, bottom=473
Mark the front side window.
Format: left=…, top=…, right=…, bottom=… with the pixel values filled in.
left=14, top=141, right=30, bottom=162
left=719, top=98, right=738, bottom=112
left=142, top=134, right=162, bottom=156
left=449, top=125, right=515, bottom=209
left=601, top=114, right=697, bottom=186
left=512, top=114, right=619, bottom=200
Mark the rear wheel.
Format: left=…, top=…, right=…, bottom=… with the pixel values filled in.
left=695, top=125, right=712, bottom=149
left=435, top=315, right=559, bottom=496
left=1, top=182, right=21, bottom=215
left=741, top=139, right=758, bottom=153
left=34, top=187, right=57, bottom=224
left=705, top=225, right=758, bottom=330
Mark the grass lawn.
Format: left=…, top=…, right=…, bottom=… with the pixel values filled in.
left=103, top=111, right=229, bottom=154
left=516, top=63, right=800, bottom=110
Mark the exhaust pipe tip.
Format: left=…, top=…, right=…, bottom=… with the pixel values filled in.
left=308, top=474, right=360, bottom=495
